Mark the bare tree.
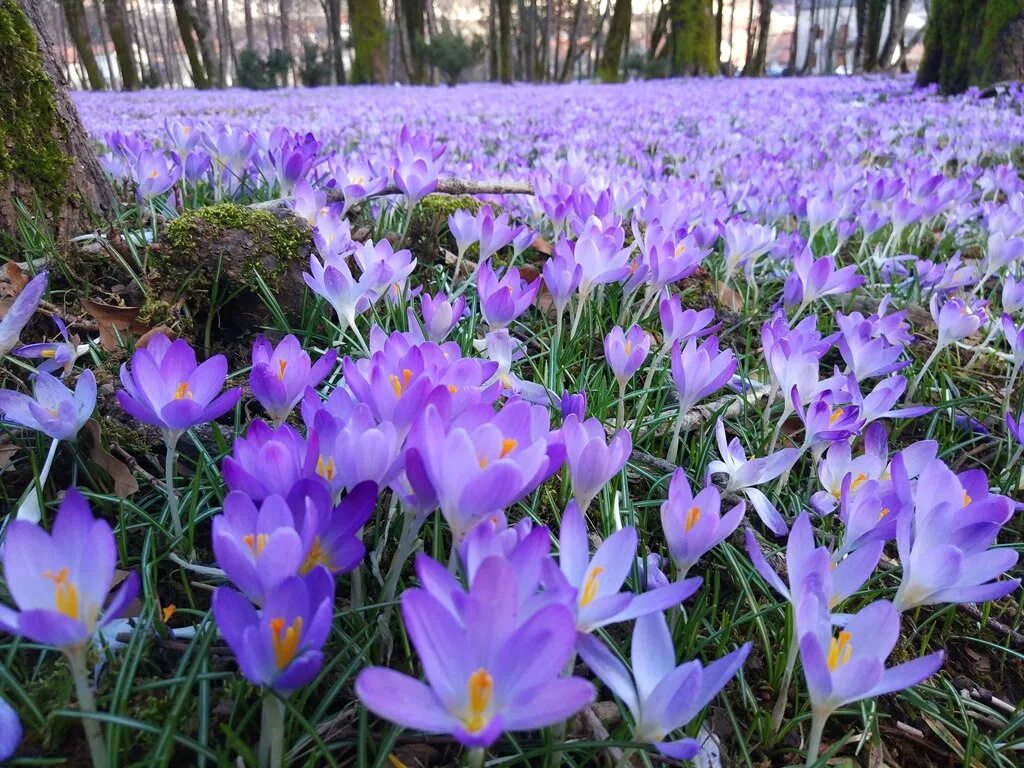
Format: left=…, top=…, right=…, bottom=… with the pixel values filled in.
left=103, top=0, right=140, bottom=88
left=59, top=0, right=106, bottom=88
left=171, top=0, right=211, bottom=86
left=598, top=0, right=631, bottom=81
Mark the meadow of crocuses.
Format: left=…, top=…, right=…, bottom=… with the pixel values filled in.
left=1, top=75, right=1023, bottom=767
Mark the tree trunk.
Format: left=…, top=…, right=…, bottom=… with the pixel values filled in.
left=598, top=0, right=631, bottom=81
left=94, top=0, right=119, bottom=88
left=752, top=0, right=771, bottom=74
left=741, top=0, right=755, bottom=72
left=59, top=0, right=105, bottom=89
left=171, top=0, right=211, bottom=86
left=278, top=0, right=293, bottom=84
left=788, top=0, right=799, bottom=71
left=559, top=0, right=584, bottom=80
left=1, top=0, right=116, bottom=252
left=324, top=0, right=345, bottom=82
left=670, top=0, right=716, bottom=75
left=714, top=0, right=723, bottom=67
left=398, top=0, right=426, bottom=83
left=801, top=0, right=817, bottom=73
left=349, top=0, right=388, bottom=82
left=861, top=0, right=885, bottom=70
left=497, top=0, right=512, bottom=82
left=243, top=0, right=255, bottom=48
left=918, top=0, right=1024, bottom=93
left=186, top=0, right=219, bottom=85
left=103, top=0, right=140, bottom=88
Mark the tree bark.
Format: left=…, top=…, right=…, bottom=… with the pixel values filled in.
left=171, top=0, right=211, bottom=86
left=752, top=0, right=772, bottom=74
left=94, top=0, right=119, bottom=88
left=670, top=0, right=716, bottom=75
left=1, top=0, right=116, bottom=251
left=103, top=0, right=140, bottom=88
left=861, top=0, right=885, bottom=70
left=278, top=0, right=293, bottom=84
left=598, top=0, right=631, bottom=81
left=243, top=0, right=255, bottom=48
left=497, top=0, right=512, bottom=82
left=323, top=0, right=345, bottom=82
left=559, top=0, right=584, bottom=80
left=59, top=0, right=105, bottom=89
left=788, top=0, right=799, bottom=71
left=349, top=0, right=388, bottom=82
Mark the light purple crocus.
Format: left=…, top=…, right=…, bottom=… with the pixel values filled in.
left=707, top=418, right=798, bottom=535
left=783, top=251, right=864, bottom=314
left=666, top=336, right=736, bottom=463
left=475, top=207, right=520, bottom=263
left=542, top=242, right=583, bottom=323
left=0, top=270, right=47, bottom=357
left=557, top=501, right=701, bottom=634
left=14, top=317, right=80, bottom=376
left=355, top=555, right=595, bottom=748
left=931, top=294, right=985, bottom=349
left=0, top=369, right=95, bottom=440
left=0, top=488, right=140, bottom=649
left=578, top=612, right=750, bottom=760
left=133, top=148, right=180, bottom=200
left=477, top=262, right=540, bottom=328
left=604, top=324, right=650, bottom=387
left=213, top=567, right=335, bottom=693
left=222, top=421, right=318, bottom=501
left=448, top=208, right=478, bottom=261
left=660, top=469, right=744, bottom=577
left=417, top=292, right=466, bottom=343
left=659, top=295, right=717, bottom=350
left=560, top=414, right=632, bottom=511
left=117, top=334, right=241, bottom=444
left=0, top=697, right=21, bottom=761
left=250, top=334, right=336, bottom=425
left=892, top=458, right=1019, bottom=611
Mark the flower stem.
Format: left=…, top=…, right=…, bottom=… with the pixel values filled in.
left=164, top=437, right=184, bottom=543
left=907, top=346, right=941, bottom=401
left=803, top=711, right=827, bottom=768
left=66, top=646, right=109, bottom=768
left=569, top=296, right=587, bottom=339
left=466, top=748, right=485, bottom=768
left=616, top=380, right=626, bottom=432
left=381, top=509, right=424, bottom=608
left=613, top=749, right=635, bottom=768
left=259, top=692, right=286, bottom=768
left=770, top=629, right=799, bottom=733
left=666, top=408, right=684, bottom=465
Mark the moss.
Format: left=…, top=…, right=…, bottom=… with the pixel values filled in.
left=159, top=203, right=310, bottom=299
left=407, top=194, right=485, bottom=261
left=0, top=0, right=72, bottom=229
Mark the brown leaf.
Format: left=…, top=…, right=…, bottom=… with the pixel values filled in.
left=4, top=262, right=28, bottom=293
left=84, top=419, right=140, bottom=498
left=530, top=235, right=553, bottom=256
left=80, top=298, right=152, bottom=352
left=0, top=441, right=18, bottom=474
left=715, top=281, right=744, bottom=312
left=137, top=325, right=176, bottom=348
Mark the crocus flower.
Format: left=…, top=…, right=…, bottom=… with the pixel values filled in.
left=666, top=336, right=736, bottom=463
left=310, top=404, right=403, bottom=497
left=660, top=470, right=744, bottom=576
left=659, top=295, right=717, bottom=350
left=783, top=251, right=864, bottom=314
left=707, top=418, right=798, bottom=535
left=604, top=324, right=650, bottom=387
left=556, top=501, right=701, bottom=633
left=578, top=611, right=751, bottom=760
left=1007, top=411, right=1024, bottom=446
left=448, top=208, right=479, bottom=261
left=798, top=598, right=943, bottom=760
left=561, top=414, right=632, bottom=511
left=223, top=421, right=318, bottom=501
left=417, top=292, right=466, bottom=343
left=1003, top=276, right=1024, bottom=314
left=391, top=126, right=444, bottom=206
left=836, top=318, right=909, bottom=380
left=0, top=488, right=140, bottom=649
left=477, top=262, right=540, bottom=328
left=931, top=294, right=985, bottom=349
left=542, top=241, right=583, bottom=322
left=790, top=388, right=861, bottom=456
left=13, top=317, right=81, bottom=375
left=559, top=390, right=587, bottom=421
left=133, top=148, right=180, bottom=200
left=355, top=555, right=595, bottom=747
left=0, top=369, right=95, bottom=440
left=0, top=697, right=21, bottom=761
left=213, top=567, right=335, bottom=693
left=892, top=458, right=1019, bottom=611
left=1002, top=314, right=1024, bottom=369
left=722, top=218, right=774, bottom=284
left=475, top=207, right=520, bottom=263
left=572, top=216, right=633, bottom=301
left=117, top=334, right=241, bottom=444
left=0, top=270, right=47, bottom=357
left=303, top=253, right=373, bottom=338
left=250, top=334, right=337, bottom=425
left=352, top=238, right=418, bottom=303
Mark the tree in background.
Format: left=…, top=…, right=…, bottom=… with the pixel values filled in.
left=58, top=0, right=105, bottom=89
left=423, top=19, right=484, bottom=84
left=918, top=0, right=1024, bottom=93
left=670, top=0, right=716, bottom=75
left=598, top=0, right=631, bottom=81
left=103, top=0, right=140, bottom=89
left=349, top=0, right=388, bottom=82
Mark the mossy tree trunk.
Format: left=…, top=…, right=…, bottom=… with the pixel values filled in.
left=917, top=0, right=1024, bottom=93
left=669, top=0, right=716, bottom=75
left=0, top=0, right=116, bottom=252
left=860, top=0, right=885, bottom=70
left=58, top=0, right=105, bottom=90
left=103, top=0, right=140, bottom=90
left=497, top=0, right=513, bottom=83
left=349, top=0, right=388, bottom=83
left=400, top=0, right=427, bottom=83
left=597, top=0, right=631, bottom=82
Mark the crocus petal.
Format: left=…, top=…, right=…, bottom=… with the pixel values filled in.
left=502, top=678, right=596, bottom=731
left=861, top=651, right=944, bottom=701
left=355, top=667, right=458, bottom=733
left=576, top=633, right=640, bottom=719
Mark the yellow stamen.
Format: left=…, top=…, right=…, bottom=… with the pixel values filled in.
left=277, top=359, right=288, bottom=380
left=300, top=536, right=336, bottom=574
left=174, top=382, right=193, bottom=400
left=625, top=340, right=632, bottom=356
left=317, top=455, right=336, bottom=482
left=148, top=169, right=159, bottom=179
left=389, top=368, right=414, bottom=398
left=580, top=566, right=605, bottom=607
left=878, top=507, right=891, bottom=520
left=849, top=472, right=867, bottom=491
left=462, top=668, right=494, bottom=733
left=43, top=567, right=79, bottom=621
left=675, top=242, right=686, bottom=256
left=242, top=533, right=269, bottom=557
left=499, top=438, right=517, bottom=458
left=685, top=505, right=701, bottom=532
left=829, top=407, right=845, bottom=425
left=270, top=616, right=303, bottom=670
left=962, top=491, right=972, bottom=507
left=40, top=349, right=56, bottom=359
left=162, top=603, right=177, bottom=623
left=826, top=630, right=853, bottom=671
left=478, top=456, right=489, bottom=468
left=448, top=384, right=458, bottom=394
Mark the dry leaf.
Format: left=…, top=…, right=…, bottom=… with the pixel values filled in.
left=84, top=419, right=140, bottom=498
left=530, top=235, right=553, bottom=256
left=715, top=281, right=744, bottom=312
left=0, top=441, right=18, bottom=474
left=137, top=325, right=176, bottom=348
left=80, top=298, right=151, bottom=352
left=4, top=262, right=28, bottom=293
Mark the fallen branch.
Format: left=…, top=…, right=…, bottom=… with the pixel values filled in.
left=251, top=177, right=535, bottom=213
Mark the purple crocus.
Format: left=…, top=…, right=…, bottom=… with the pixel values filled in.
left=708, top=418, right=799, bottom=535
left=117, top=334, right=241, bottom=444
left=0, top=488, right=140, bottom=649
left=666, top=336, right=736, bottom=463
left=213, top=567, right=335, bottom=693
left=790, top=388, right=861, bottom=457
left=391, top=126, right=444, bottom=206
left=475, top=207, right=521, bottom=263
left=416, top=292, right=466, bottom=343
left=659, top=295, right=717, bottom=350
left=132, top=148, right=180, bottom=200
left=660, top=469, right=744, bottom=577
left=249, top=334, right=336, bottom=425
left=578, top=612, right=750, bottom=760
left=222, top=421, right=318, bottom=501
left=477, top=262, right=540, bottom=328
left=303, top=253, right=373, bottom=340
left=355, top=555, right=595, bottom=748
left=783, top=251, right=864, bottom=315
left=556, top=501, right=701, bottom=633
left=448, top=208, right=479, bottom=262
left=13, top=317, right=80, bottom=376
left=604, top=325, right=650, bottom=387
left=0, top=270, right=47, bottom=357
left=0, top=697, right=21, bottom=761
left=892, top=458, right=1019, bottom=611
left=560, top=414, right=632, bottom=511
left=542, top=242, right=583, bottom=325
left=0, top=369, right=95, bottom=440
